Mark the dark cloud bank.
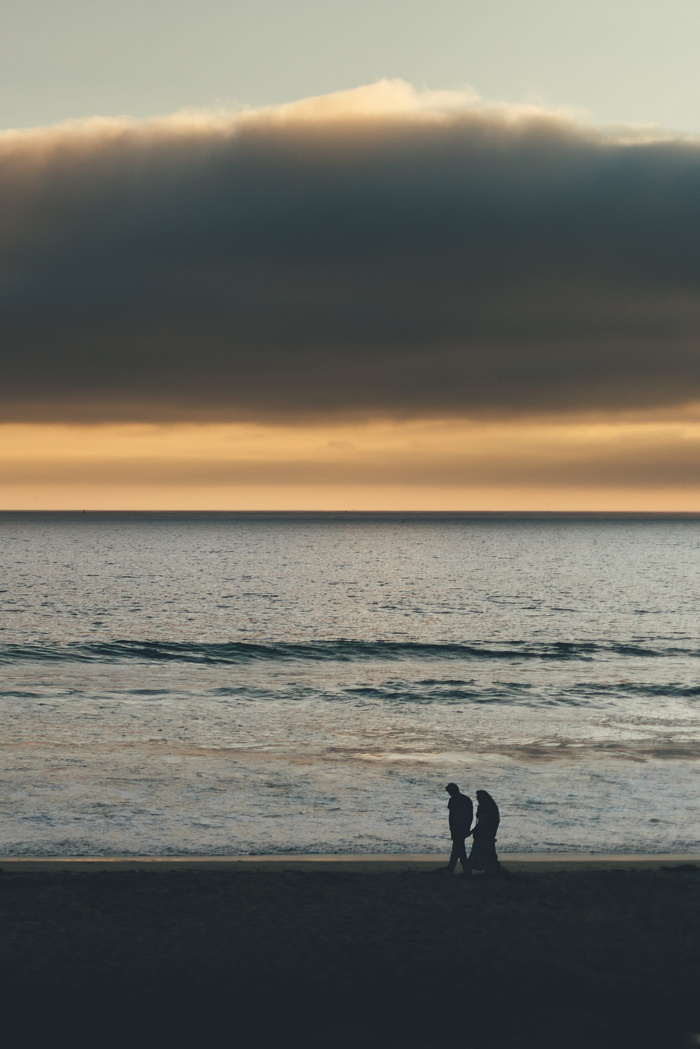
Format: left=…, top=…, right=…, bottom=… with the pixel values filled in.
left=2, top=83, right=700, bottom=423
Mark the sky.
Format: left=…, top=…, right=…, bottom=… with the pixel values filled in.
left=2, top=1, right=700, bottom=510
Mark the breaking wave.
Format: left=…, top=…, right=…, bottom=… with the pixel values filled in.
left=0, top=638, right=697, bottom=665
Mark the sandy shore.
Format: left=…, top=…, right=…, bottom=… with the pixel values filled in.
left=1, top=856, right=698, bottom=1046
left=1, top=851, right=697, bottom=872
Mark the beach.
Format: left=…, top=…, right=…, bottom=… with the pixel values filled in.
left=1, top=856, right=698, bottom=1048
left=2, top=516, right=699, bottom=1046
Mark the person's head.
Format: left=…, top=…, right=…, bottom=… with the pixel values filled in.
left=445, top=782, right=460, bottom=796
left=476, top=790, right=497, bottom=809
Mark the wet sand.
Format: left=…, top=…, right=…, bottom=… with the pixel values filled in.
left=2, top=851, right=697, bottom=872
left=0, top=856, right=698, bottom=1048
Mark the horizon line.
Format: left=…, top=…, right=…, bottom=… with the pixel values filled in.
left=2, top=509, right=700, bottom=519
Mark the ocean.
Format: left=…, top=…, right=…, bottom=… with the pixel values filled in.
left=1, top=511, right=698, bottom=857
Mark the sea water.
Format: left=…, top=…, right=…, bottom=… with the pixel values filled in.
left=0, top=511, right=698, bottom=857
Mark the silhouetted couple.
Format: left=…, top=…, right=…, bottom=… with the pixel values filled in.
left=440, top=783, right=500, bottom=876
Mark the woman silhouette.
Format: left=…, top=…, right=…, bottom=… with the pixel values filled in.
left=468, top=790, right=501, bottom=875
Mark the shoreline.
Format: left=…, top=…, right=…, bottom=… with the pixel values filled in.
left=1, top=852, right=697, bottom=873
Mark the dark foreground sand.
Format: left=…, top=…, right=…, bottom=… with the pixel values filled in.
left=0, top=857, right=698, bottom=1049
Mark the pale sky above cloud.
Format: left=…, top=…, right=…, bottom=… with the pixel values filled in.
left=2, top=0, right=700, bottom=133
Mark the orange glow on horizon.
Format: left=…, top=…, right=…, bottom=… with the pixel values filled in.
left=1, top=415, right=699, bottom=510
left=2, top=484, right=700, bottom=512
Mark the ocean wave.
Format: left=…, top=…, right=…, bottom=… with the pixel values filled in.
left=0, top=638, right=698, bottom=666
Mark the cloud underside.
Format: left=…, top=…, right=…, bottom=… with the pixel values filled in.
left=2, top=81, right=700, bottom=424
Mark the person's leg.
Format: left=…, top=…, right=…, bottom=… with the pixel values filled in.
left=445, top=840, right=460, bottom=873
left=457, top=838, right=471, bottom=875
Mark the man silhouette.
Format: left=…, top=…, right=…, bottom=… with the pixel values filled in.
left=439, top=782, right=473, bottom=875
